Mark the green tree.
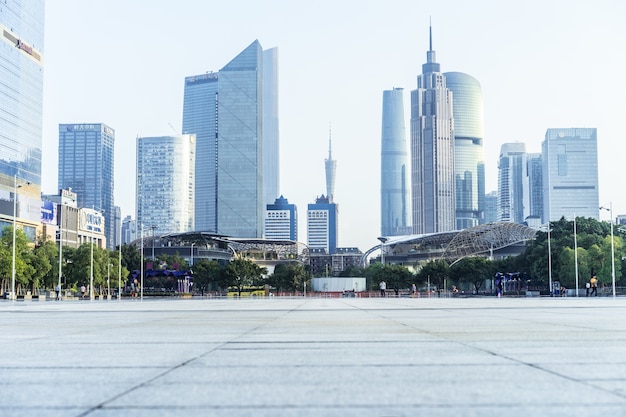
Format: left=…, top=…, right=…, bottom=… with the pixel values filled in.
left=449, top=257, right=494, bottom=293
left=190, top=259, right=225, bottom=293
left=414, top=259, right=449, bottom=291
left=0, top=226, right=32, bottom=294
left=225, top=258, right=267, bottom=296
left=267, top=263, right=309, bottom=292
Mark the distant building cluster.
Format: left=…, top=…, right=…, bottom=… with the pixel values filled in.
left=0, top=4, right=606, bottom=278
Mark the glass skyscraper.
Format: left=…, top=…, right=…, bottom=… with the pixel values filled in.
left=410, top=27, right=455, bottom=234
left=58, top=123, right=115, bottom=249
left=542, top=128, right=599, bottom=222
left=136, top=135, right=195, bottom=235
left=444, top=72, right=485, bottom=229
left=183, top=40, right=277, bottom=238
left=498, top=142, right=526, bottom=223
left=381, top=88, right=410, bottom=237
left=0, top=0, right=45, bottom=236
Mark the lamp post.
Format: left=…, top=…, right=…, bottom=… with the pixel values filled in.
left=600, top=204, right=616, bottom=298
left=118, top=220, right=122, bottom=301
left=190, top=242, right=196, bottom=266
left=150, top=225, right=156, bottom=260
left=57, top=203, right=63, bottom=301
left=574, top=216, right=579, bottom=297
left=140, top=224, right=144, bottom=301
left=377, top=237, right=388, bottom=265
left=542, top=223, right=553, bottom=296
left=90, top=235, right=94, bottom=301
left=11, top=174, right=30, bottom=301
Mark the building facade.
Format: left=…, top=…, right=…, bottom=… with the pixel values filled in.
left=58, top=123, right=115, bottom=249
left=444, top=72, right=485, bottom=229
left=121, top=215, right=137, bottom=245
left=307, top=195, right=338, bottom=254
left=262, top=47, right=280, bottom=210
left=0, top=1, right=45, bottom=240
left=542, top=128, right=599, bottom=221
left=410, top=27, right=455, bottom=234
left=498, top=142, right=526, bottom=223
left=523, top=153, right=543, bottom=223
left=265, top=195, right=297, bottom=241
left=183, top=40, right=277, bottom=238
left=381, top=88, right=410, bottom=237
left=136, top=135, right=195, bottom=236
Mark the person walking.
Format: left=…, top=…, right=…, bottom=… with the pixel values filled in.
left=590, top=275, right=598, bottom=296
left=586, top=281, right=591, bottom=296
left=379, top=280, right=386, bottom=297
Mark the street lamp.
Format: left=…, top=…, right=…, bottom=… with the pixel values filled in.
left=600, top=204, right=616, bottom=298
left=377, top=237, right=388, bottom=265
left=90, top=235, right=94, bottom=301
left=190, top=242, right=196, bottom=266
left=118, top=220, right=122, bottom=301
left=542, top=223, right=553, bottom=296
left=11, top=174, right=30, bottom=301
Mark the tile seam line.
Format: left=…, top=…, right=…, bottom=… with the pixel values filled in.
left=73, top=299, right=309, bottom=417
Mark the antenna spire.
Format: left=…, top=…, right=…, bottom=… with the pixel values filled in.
left=429, top=17, right=433, bottom=51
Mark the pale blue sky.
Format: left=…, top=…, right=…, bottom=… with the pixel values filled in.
left=42, top=0, right=626, bottom=251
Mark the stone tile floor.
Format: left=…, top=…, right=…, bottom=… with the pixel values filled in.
left=1, top=297, right=625, bottom=416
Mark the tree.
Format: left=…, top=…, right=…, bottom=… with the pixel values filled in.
left=449, top=257, right=494, bottom=293
left=414, top=259, right=449, bottom=291
left=0, top=226, right=32, bottom=294
left=190, top=259, right=225, bottom=293
left=267, top=263, right=309, bottom=293
left=225, top=258, right=267, bottom=296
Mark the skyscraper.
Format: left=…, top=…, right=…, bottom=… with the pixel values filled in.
left=0, top=1, right=44, bottom=236
left=183, top=40, right=277, bottom=238
left=523, top=153, right=543, bottom=223
left=136, top=135, right=195, bottom=235
left=381, top=88, right=410, bottom=237
left=263, top=48, right=280, bottom=209
left=58, top=123, right=115, bottom=249
left=410, top=26, right=455, bottom=234
left=498, top=142, right=526, bottom=223
left=542, top=128, right=599, bottom=222
left=325, top=129, right=337, bottom=203
left=444, top=72, right=485, bottom=229
left=307, top=195, right=338, bottom=254
left=265, top=195, right=297, bottom=241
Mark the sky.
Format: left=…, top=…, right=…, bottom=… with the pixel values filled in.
left=42, top=0, right=626, bottom=253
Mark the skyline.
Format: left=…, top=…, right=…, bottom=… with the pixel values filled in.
left=42, top=0, right=626, bottom=252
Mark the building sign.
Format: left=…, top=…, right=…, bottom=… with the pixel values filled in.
left=41, top=201, right=56, bottom=225
left=79, top=209, right=104, bottom=234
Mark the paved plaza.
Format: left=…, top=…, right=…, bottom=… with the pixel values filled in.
left=1, top=296, right=626, bottom=416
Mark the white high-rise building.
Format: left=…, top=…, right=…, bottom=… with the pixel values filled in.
left=542, top=128, right=598, bottom=222
left=498, top=142, right=526, bottom=223
left=410, top=26, right=455, bottom=234
left=136, top=135, right=195, bottom=235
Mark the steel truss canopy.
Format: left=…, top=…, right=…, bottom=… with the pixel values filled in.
left=366, top=222, right=538, bottom=265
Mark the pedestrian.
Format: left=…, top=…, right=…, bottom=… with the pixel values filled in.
left=80, top=284, right=86, bottom=300
left=55, top=284, right=61, bottom=301
left=585, top=281, right=591, bottom=296
left=590, top=275, right=598, bottom=296
left=411, top=283, right=417, bottom=297
left=379, top=280, right=386, bottom=297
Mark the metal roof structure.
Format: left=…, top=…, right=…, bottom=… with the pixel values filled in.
left=363, top=222, right=538, bottom=266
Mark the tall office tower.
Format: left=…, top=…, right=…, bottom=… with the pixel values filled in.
left=484, top=191, right=498, bottom=224
left=58, top=123, right=115, bottom=249
left=121, top=215, right=137, bottom=245
left=497, top=142, right=526, bottom=223
left=444, top=72, right=485, bottom=229
left=410, top=26, right=455, bottom=234
left=263, top=48, right=280, bottom=209
left=542, top=128, right=599, bottom=222
left=325, top=129, right=337, bottom=203
left=265, top=195, right=297, bottom=240
left=523, top=153, right=543, bottom=223
left=183, top=40, right=276, bottom=238
left=0, top=1, right=44, bottom=239
left=136, top=135, right=195, bottom=235
left=307, top=195, right=338, bottom=254
left=381, top=88, right=410, bottom=237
